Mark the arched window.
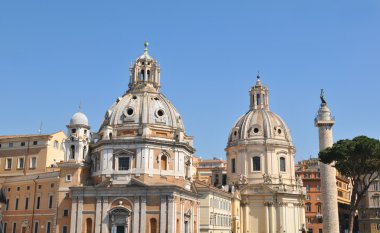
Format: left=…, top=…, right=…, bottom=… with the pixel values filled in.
left=280, top=157, right=286, bottom=172
left=160, top=154, right=168, bottom=170
left=86, top=218, right=92, bottom=233
left=83, top=146, right=87, bottom=159
left=256, top=93, right=261, bottom=105
left=252, top=157, right=261, bottom=171
left=70, top=145, right=75, bottom=159
left=140, top=70, right=145, bottom=81
left=262, top=94, right=266, bottom=105
left=147, top=70, right=151, bottom=80
left=150, top=218, right=157, bottom=233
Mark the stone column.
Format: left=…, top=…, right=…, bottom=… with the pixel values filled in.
left=265, top=203, right=270, bottom=233
left=315, top=102, right=339, bottom=233
left=243, top=203, right=248, bottom=233
left=70, top=197, right=78, bottom=233
left=95, top=197, right=102, bottom=233
left=197, top=202, right=200, bottom=233
left=180, top=199, right=184, bottom=233
left=190, top=202, right=194, bottom=233
left=160, top=196, right=167, bottom=233
left=76, top=196, right=83, bottom=233
left=133, top=197, right=140, bottom=233
left=167, top=196, right=175, bottom=233
left=140, top=196, right=146, bottom=233
left=102, top=197, right=109, bottom=233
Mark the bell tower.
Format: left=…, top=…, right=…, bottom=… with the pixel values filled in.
left=64, top=111, right=91, bottom=163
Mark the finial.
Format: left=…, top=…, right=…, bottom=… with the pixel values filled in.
left=144, top=41, right=149, bottom=54
left=257, top=71, right=260, bottom=80
left=38, top=121, right=43, bottom=135
left=320, top=89, right=327, bottom=105
left=78, top=101, right=83, bottom=112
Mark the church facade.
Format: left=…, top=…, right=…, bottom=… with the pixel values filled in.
left=0, top=43, right=306, bottom=233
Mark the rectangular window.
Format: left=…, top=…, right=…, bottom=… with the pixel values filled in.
left=6, top=199, right=9, bottom=210
left=3, top=222, right=7, bottom=233
left=30, top=157, right=37, bottom=169
left=62, top=226, right=68, bottom=233
left=6, top=158, right=12, bottom=169
left=9, top=143, right=13, bottom=148
left=48, top=195, right=53, bottom=209
left=46, top=222, right=51, bottom=233
left=252, top=157, right=261, bottom=171
left=18, top=158, right=24, bottom=169
left=316, top=185, right=321, bottom=191
left=36, top=196, right=41, bottom=209
left=63, top=209, right=69, bottom=217
left=65, top=174, right=72, bottom=182
left=374, top=181, right=379, bottom=191
left=306, top=184, right=310, bottom=191
left=118, top=157, right=130, bottom=170
left=34, top=222, right=38, bottom=233
left=15, top=198, right=19, bottom=210
left=12, top=223, right=16, bottom=233
left=33, top=141, right=38, bottom=145
left=231, top=158, right=236, bottom=173
left=280, top=157, right=286, bottom=172
left=25, top=197, right=29, bottom=210
left=21, top=142, right=25, bottom=147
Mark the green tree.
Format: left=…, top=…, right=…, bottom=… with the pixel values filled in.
left=319, top=136, right=380, bottom=233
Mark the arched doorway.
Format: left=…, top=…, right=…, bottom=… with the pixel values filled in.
left=109, top=207, right=130, bottom=233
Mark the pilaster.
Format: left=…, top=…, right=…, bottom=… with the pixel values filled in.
left=76, top=196, right=83, bottom=233
left=133, top=197, right=140, bottom=233
left=160, top=196, right=167, bottom=233
left=95, top=197, right=102, bottom=233
left=140, top=196, right=146, bottom=233
left=70, top=197, right=78, bottom=233
left=102, top=197, right=109, bottom=233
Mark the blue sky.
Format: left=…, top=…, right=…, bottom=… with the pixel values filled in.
left=1, top=1, right=379, bottom=161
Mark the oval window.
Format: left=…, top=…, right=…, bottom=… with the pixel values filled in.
left=127, top=108, right=134, bottom=116
left=253, top=128, right=259, bottom=133
left=157, top=109, right=164, bottom=117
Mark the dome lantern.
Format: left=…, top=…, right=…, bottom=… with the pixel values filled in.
left=128, top=41, right=161, bottom=92
left=249, top=75, right=269, bottom=111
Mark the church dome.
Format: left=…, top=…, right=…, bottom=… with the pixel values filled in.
left=227, top=76, right=292, bottom=146
left=70, top=112, right=89, bottom=126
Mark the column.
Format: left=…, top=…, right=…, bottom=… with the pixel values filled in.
left=190, top=202, right=194, bottom=233
left=197, top=202, right=200, bottom=233
left=140, top=196, right=146, bottom=233
left=243, top=203, right=248, bottom=233
left=265, top=203, right=270, bottom=233
left=160, top=196, right=167, bottom=233
left=76, top=196, right=83, bottom=233
left=70, top=197, right=78, bottom=233
left=102, top=197, right=109, bottom=233
left=95, top=197, right=102, bottom=233
left=167, top=196, right=175, bottom=233
left=133, top=197, right=140, bottom=233
left=180, top=199, right=184, bottom=233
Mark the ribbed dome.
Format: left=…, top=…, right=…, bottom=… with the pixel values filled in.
left=228, top=109, right=292, bottom=146
left=70, top=112, right=89, bottom=126
left=100, top=92, right=185, bottom=131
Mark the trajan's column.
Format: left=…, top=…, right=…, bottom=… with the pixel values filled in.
left=315, top=89, right=339, bottom=233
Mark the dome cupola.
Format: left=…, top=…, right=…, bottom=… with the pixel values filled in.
left=128, top=41, right=161, bottom=93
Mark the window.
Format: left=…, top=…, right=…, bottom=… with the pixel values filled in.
left=306, top=184, right=310, bottom=191
left=63, top=209, right=69, bottom=217
left=38, top=185, right=41, bottom=189
left=6, top=199, right=9, bottom=210
left=374, top=196, right=380, bottom=207
left=17, top=158, right=24, bottom=169
left=71, top=129, right=76, bottom=133
left=316, top=185, right=321, bottom=191
left=30, top=157, right=37, bottom=169
left=66, top=175, right=72, bottom=182
left=48, top=195, right=53, bottom=208
left=50, top=183, right=54, bottom=188
left=16, top=187, right=20, bottom=191
left=27, top=186, right=30, bottom=190
left=319, top=229, right=323, bottom=233
left=15, top=198, right=19, bottom=210
left=9, top=143, right=13, bottom=148
left=307, top=218, right=311, bottom=224
left=160, top=154, right=168, bottom=170
left=306, top=195, right=310, bottom=200
left=6, top=158, right=12, bottom=169
left=280, top=157, right=286, bottom=172
left=317, top=195, right=320, bottom=201
left=317, top=204, right=322, bottom=213
left=374, top=181, right=379, bottom=191
left=3, top=222, right=7, bottom=233
left=0, top=144, right=2, bottom=148
left=36, top=196, right=41, bottom=209
left=118, top=157, right=130, bottom=171
left=33, top=141, right=38, bottom=145
left=21, top=142, right=25, bottom=147
left=34, top=222, right=38, bottom=233
left=54, top=141, right=59, bottom=149
left=252, top=157, right=261, bottom=171
left=25, top=197, right=29, bottom=210
left=12, top=223, right=16, bottom=233
left=70, top=145, right=75, bottom=159
left=256, top=93, right=260, bottom=105
left=46, top=222, right=51, bottom=233
left=306, top=204, right=311, bottom=212
left=231, top=158, right=236, bottom=173
left=62, top=226, right=68, bottom=233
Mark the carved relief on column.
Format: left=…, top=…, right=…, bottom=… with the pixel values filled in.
left=133, top=197, right=140, bottom=233
left=140, top=196, right=147, bottom=233
left=160, top=196, right=167, bottom=233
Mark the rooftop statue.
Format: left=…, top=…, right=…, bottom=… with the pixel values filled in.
left=320, top=89, right=327, bottom=105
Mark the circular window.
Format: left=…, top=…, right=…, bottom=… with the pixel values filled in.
left=253, top=128, right=259, bottom=133
left=132, top=96, right=137, bottom=100
left=154, top=97, right=159, bottom=101
left=157, top=109, right=164, bottom=117
left=127, top=108, right=134, bottom=116
left=278, top=129, right=282, bottom=134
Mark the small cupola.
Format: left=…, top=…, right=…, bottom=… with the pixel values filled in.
left=128, top=41, right=161, bottom=92
left=249, top=75, right=269, bottom=110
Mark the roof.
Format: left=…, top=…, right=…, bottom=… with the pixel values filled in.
left=0, top=131, right=64, bottom=141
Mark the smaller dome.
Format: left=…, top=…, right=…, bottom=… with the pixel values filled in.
left=70, top=112, right=89, bottom=126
